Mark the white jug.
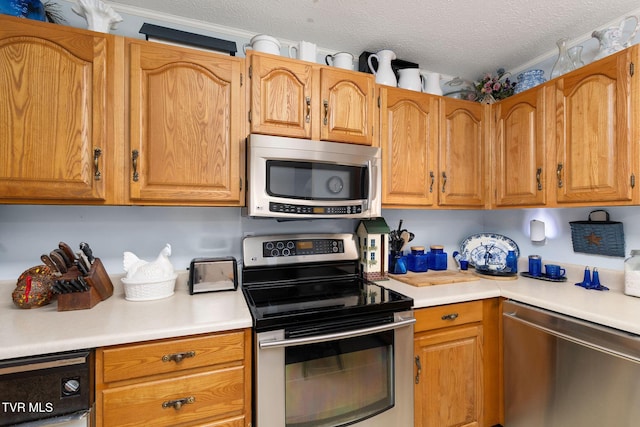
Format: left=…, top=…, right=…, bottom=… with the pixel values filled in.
left=325, top=52, right=354, bottom=70
left=243, top=34, right=281, bottom=56
left=421, top=72, right=443, bottom=96
left=397, top=68, right=422, bottom=91
left=368, top=49, right=397, bottom=87
left=289, top=41, right=317, bottom=62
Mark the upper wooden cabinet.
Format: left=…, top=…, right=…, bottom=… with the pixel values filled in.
left=438, top=98, right=487, bottom=208
left=0, top=15, right=121, bottom=204
left=247, top=52, right=376, bottom=145
left=126, top=39, right=244, bottom=205
left=553, top=47, right=636, bottom=205
left=380, top=87, right=439, bottom=207
left=493, top=84, right=548, bottom=207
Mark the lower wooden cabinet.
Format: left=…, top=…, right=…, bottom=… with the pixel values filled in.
left=95, top=329, right=251, bottom=427
left=414, top=299, right=500, bottom=427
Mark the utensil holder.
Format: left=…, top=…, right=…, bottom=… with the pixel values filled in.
left=57, top=258, right=114, bottom=311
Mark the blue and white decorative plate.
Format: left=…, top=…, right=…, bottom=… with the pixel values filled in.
left=460, top=233, right=519, bottom=270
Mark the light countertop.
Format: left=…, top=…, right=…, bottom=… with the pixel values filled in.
left=3, top=263, right=640, bottom=361
left=0, top=271, right=252, bottom=360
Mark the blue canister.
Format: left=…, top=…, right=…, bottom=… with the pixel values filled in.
left=528, top=255, right=542, bottom=276
left=408, top=246, right=428, bottom=272
left=506, top=250, right=518, bottom=273
left=428, top=245, right=448, bottom=271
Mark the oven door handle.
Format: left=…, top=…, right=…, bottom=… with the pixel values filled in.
left=259, top=317, right=416, bottom=349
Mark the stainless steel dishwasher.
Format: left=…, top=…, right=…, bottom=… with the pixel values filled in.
left=503, top=300, right=640, bottom=427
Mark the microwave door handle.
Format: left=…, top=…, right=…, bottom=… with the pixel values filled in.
left=365, top=160, right=373, bottom=209
left=259, top=317, right=416, bottom=349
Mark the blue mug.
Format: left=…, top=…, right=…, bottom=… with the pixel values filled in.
left=545, top=264, right=566, bottom=278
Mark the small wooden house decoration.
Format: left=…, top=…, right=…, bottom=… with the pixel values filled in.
left=356, top=218, right=390, bottom=281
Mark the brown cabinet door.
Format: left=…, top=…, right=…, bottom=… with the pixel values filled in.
left=320, top=67, right=375, bottom=145
left=554, top=48, right=634, bottom=204
left=248, top=53, right=313, bottom=139
left=380, top=87, right=438, bottom=206
left=414, top=324, right=483, bottom=427
left=494, top=86, right=547, bottom=207
left=0, top=16, right=116, bottom=203
left=128, top=40, right=243, bottom=204
left=439, top=99, right=486, bottom=207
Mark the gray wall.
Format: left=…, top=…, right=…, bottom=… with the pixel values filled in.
left=2, top=205, right=638, bottom=280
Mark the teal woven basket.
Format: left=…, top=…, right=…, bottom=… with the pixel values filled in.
left=569, top=210, right=625, bottom=257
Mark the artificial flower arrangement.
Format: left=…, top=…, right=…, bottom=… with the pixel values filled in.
left=475, top=68, right=516, bottom=102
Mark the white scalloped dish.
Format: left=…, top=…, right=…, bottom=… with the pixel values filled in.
left=460, top=233, right=519, bottom=271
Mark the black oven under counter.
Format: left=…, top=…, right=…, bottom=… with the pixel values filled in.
left=242, top=233, right=415, bottom=427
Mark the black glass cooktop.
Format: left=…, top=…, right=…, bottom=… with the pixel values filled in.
left=242, top=277, right=413, bottom=332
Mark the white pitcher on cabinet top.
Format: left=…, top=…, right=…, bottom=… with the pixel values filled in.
left=421, top=71, right=443, bottom=95
left=289, top=41, right=317, bottom=62
left=397, top=68, right=422, bottom=91
left=368, top=49, right=397, bottom=86
left=592, top=15, right=640, bottom=60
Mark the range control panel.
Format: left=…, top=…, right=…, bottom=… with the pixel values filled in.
left=263, top=238, right=344, bottom=258
left=243, top=233, right=359, bottom=267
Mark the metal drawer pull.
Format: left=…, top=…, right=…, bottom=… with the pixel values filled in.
left=162, top=396, right=195, bottom=410
left=536, top=167, right=542, bottom=190
left=556, top=163, right=563, bottom=188
left=429, top=171, right=435, bottom=193
left=441, top=313, right=459, bottom=321
left=132, top=150, right=139, bottom=182
left=323, top=99, right=329, bottom=125
left=441, top=171, right=447, bottom=193
left=414, top=355, right=422, bottom=384
left=162, top=351, right=195, bottom=363
left=305, top=96, right=311, bottom=123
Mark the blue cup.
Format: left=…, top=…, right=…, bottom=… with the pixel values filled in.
left=545, top=264, right=566, bottom=278
left=528, top=255, right=542, bottom=276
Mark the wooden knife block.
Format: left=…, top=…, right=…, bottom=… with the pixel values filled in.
left=57, top=258, right=114, bottom=311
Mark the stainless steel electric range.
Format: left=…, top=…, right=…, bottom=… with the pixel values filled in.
left=242, top=233, right=415, bottom=427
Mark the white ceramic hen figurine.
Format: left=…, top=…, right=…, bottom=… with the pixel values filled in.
left=123, top=243, right=174, bottom=282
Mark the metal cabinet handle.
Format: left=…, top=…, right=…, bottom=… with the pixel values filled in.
left=132, top=150, right=139, bottom=182
left=162, top=396, right=195, bottom=410
left=429, top=171, right=435, bottom=193
left=323, top=99, right=329, bottom=125
left=441, top=313, right=459, bottom=321
left=305, top=97, right=311, bottom=123
left=441, top=172, right=447, bottom=193
left=415, top=355, right=421, bottom=384
left=556, top=163, right=563, bottom=188
left=162, top=351, right=195, bottom=363
left=536, top=167, right=542, bottom=191
left=93, top=148, right=102, bottom=181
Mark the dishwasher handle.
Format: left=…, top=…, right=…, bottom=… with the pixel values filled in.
left=504, top=307, right=640, bottom=365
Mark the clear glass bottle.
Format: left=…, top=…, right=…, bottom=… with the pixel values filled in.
left=624, top=250, right=640, bottom=297
left=568, top=45, right=585, bottom=69
left=551, top=38, right=575, bottom=79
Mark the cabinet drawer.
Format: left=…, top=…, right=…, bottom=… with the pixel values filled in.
left=101, top=331, right=245, bottom=383
left=414, top=300, right=483, bottom=332
left=101, top=366, right=245, bottom=427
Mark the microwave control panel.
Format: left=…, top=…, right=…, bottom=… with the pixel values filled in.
left=263, top=238, right=344, bottom=258
left=269, top=202, right=363, bottom=215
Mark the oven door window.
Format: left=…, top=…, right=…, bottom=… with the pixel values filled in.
left=284, top=330, right=394, bottom=427
left=266, top=160, right=368, bottom=201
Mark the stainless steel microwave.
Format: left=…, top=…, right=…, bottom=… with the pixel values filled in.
left=245, top=134, right=381, bottom=219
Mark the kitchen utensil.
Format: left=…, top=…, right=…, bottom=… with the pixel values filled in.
left=325, top=52, right=354, bottom=70
left=367, top=49, right=397, bottom=86
left=397, top=68, right=421, bottom=91
left=52, top=248, right=72, bottom=268
left=243, top=34, right=281, bottom=55
left=460, top=233, right=519, bottom=270
left=40, top=254, right=61, bottom=276
left=79, top=242, right=95, bottom=264
left=58, top=242, right=77, bottom=264
left=49, top=251, right=68, bottom=274
left=389, top=270, right=478, bottom=287
left=592, top=16, right=640, bottom=61
left=289, top=41, right=317, bottom=62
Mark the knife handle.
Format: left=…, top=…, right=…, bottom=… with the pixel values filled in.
left=49, top=251, right=68, bottom=274
left=52, top=248, right=73, bottom=268
left=58, top=242, right=77, bottom=265
left=41, top=254, right=61, bottom=276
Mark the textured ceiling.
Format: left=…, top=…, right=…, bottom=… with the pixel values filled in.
left=108, top=0, right=640, bottom=81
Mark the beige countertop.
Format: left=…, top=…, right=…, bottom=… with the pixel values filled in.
left=0, top=271, right=253, bottom=360
left=3, top=263, right=640, bottom=361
